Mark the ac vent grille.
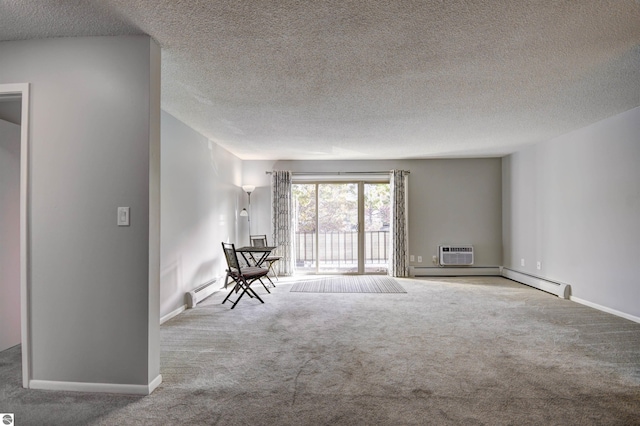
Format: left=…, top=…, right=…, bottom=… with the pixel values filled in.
left=439, top=245, right=474, bottom=266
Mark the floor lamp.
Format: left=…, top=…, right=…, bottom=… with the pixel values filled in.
left=240, top=185, right=255, bottom=242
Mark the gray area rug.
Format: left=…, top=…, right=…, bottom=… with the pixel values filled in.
left=2, top=276, right=640, bottom=425
left=290, top=275, right=406, bottom=293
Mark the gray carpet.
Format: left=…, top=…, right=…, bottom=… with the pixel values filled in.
left=1, top=276, right=640, bottom=425
left=290, top=275, right=406, bottom=293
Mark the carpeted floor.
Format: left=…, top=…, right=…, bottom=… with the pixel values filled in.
left=1, top=276, right=640, bottom=425
left=290, top=275, right=406, bottom=293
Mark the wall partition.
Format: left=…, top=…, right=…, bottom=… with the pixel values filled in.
left=250, top=159, right=503, bottom=276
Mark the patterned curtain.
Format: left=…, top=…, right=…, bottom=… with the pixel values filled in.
left=271, top=170, right=294, bottom=276
left=390, top=170, right=409, bottom=277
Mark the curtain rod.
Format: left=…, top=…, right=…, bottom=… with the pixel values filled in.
left=265, top=170, right=409, bottom=175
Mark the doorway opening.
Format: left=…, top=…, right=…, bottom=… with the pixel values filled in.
left=0, top=83, right=30, bottom=388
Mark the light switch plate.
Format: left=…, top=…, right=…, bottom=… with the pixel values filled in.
left=118, top=207, right=130, bottom=226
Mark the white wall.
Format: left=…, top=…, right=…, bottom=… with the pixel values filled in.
left=0, top=36, right=161, bottom=390
left=0, top=118, right=21, bottom=352
left=239, top=160, right=274, bottom=245
left=243, top=158, right=503, bottom=268
left=503, top=107, right=640, bottom=318
left=160, top=111, right=243, bottom=318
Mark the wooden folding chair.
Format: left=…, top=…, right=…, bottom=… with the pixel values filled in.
left=250, top=234, right=282, bottom=282
left=221, top=242, right=270, bottom=309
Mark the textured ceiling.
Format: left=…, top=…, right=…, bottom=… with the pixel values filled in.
left=1, top=1, right=639, bottom=160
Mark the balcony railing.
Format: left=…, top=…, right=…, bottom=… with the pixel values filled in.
left=295, top=231, right=389, bottom=269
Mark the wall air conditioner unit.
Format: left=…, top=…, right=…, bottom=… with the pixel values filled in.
left=439, top=245, right=474, bottom=266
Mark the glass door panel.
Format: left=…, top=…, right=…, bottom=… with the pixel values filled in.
left=292, top=183, right=316, bottom=273
left=364, top=183, right=391, bottom=273
left=318, top=183, right=359, bottom=273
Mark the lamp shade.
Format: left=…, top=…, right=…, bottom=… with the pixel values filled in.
left=240, top=208, right=248, bottom=217
left=242, top=185, right=255, bottom=193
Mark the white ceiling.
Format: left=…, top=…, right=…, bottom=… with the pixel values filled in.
left=1, top=1, right=639, bottom=160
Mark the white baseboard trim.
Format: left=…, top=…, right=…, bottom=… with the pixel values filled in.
left=502, top=268, right=571, bottom=299
left=570, top=296, right=640, bottom=324
left=410, top=266, right=501, bottom=277
left=160, top=304, right=187, bottom=325
left=30, top=374, right=163, bottom=395
left=148, top=374, right=163, bottom=394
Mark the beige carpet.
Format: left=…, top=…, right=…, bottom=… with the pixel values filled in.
left=290, top=275, right=406, bottom=293
left=2, top=276, right=640, bottom=425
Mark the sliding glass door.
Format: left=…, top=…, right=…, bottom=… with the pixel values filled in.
left=293, top=181, right=390, bottom=274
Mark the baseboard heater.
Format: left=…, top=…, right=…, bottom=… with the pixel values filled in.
left=502, top=268, right=571, bottom=299
left=410, top=266, right=500, bottom=277
left=186, top=278, right=218, bottom=308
